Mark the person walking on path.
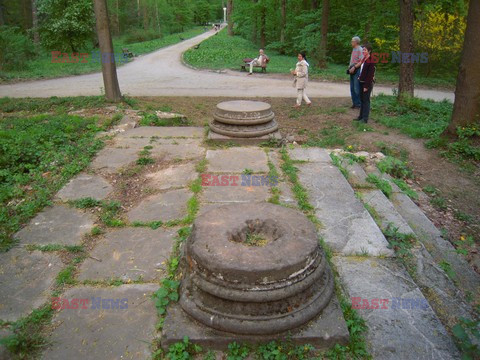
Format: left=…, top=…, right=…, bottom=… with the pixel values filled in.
left=291, top=52, right=312, bottom=108
left=355, top=43, right=375, bottom=123
left=348, top=36, right=364, bottom=109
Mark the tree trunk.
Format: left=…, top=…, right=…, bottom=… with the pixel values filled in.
left=252, top=0, right=258, bottom=44
left=116, top=0, right=120, bottom=35
left=312, top=0, right=318, bottom=9
left=227, top=0, right=234, bottom=36
left=398, top=0, right=415, bottom=98
left=0, top=0, right=4, bottom=26
left=260, top=4, right=266, bottom=48
left=445, top=0, right=480, bottom=135
left=280, top=0, right=286, bottom=44
left=93, top=0, right=122, bottom=102
left=31, top=0, right=40, bottom=44
left=318, top=0, right=329, bottom=68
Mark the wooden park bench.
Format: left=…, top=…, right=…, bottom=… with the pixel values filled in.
left=122, top=48, right=134, bottom=58
left=240, top=57, right=269, bottom=73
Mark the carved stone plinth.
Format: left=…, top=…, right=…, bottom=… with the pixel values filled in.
left=162, top=203, right=349, bottom=350
left=208, top=101, right=282, bottom=144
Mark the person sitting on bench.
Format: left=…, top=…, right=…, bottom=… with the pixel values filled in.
left=248, top=49, right=268, bottom=75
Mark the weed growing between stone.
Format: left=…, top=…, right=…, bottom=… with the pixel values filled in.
left=366, top=174, right=393, bottom=198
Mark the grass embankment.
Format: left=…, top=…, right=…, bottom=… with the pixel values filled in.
left=184, top=30, right=455, bottom=88
left=0, top=27, right=204, bottom=82
left=0, top=96, right=121, bottom=251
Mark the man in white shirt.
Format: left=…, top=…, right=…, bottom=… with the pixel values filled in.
left=348, top=36, right=364, bottom=108
left=248, top=49, right=268, bottom=75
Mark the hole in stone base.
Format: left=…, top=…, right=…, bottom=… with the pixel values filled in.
left=228, top=219, right=283, bottom=247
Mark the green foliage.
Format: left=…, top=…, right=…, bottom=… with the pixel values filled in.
left=366, top=174, right=393, bottom=198
left=100, top=200, right=125, bottom=227
left=439, top=260, right=456, bottom=281
left=256, top=341, right=314, bottom=360
left=166, top=336, right=202, bottom=360
left=0, top=113, right=104, bottom=251
left=391, top=178, right=418, bottom=200
left=37, top=0, right=95, bottom=52
left=0, top=305, right=53, bottom=358
left=330, top=153, right=349, bottom=179
left=70, top=197, right=102, bottom=209
left=227, top=342, right=250, bottom=360
left=384, top=225, right=416, bottom=259
left=372, top=95, right=452, bottom=139
left=452, top=318, right=480, bottom=360
left=0, top=26, right=35, bottom=70
left=0, top=96, right=107, bottom=113
left=305, top=124, right=350, bottom=148
left=377, top=156, right=413, bottom=179
left=56, top=265, right=76, bottom=286
left=153, top=278, right=180, bottom=316
left=139, top=112, right=189, bottom=127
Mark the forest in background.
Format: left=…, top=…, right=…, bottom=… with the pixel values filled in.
left=230, top=0, right=467, bottom=79
left=0, top=0, right=467, bottom=79
left=0, top=0, right=223, bottom=71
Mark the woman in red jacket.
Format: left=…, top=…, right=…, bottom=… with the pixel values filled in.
left=355, top=43, right=375, bottom=123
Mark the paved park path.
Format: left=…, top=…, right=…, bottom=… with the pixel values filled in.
left=2, top=106, right=476, bottom=357
left=0, top=31, right=454, bottom=101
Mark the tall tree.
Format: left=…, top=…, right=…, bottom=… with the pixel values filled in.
left=260, top=1, right=266, bottom=48
left=31, top=0, right=39, bottom=44
left=318, top=0, right=329, bottom=68
left=227, top=0, right=233, bottom=35
left=445, top=0, right=480, bottom=135
left=280, top=0, right=286, bottom=43
left=0, top=0, right=5, bottom=26
left=398, top=0, right=415, bottom=97
left=93, top=0, right=122, bottom=102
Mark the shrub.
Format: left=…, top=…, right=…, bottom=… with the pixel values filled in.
left=0, top=26, right=35, bottom=70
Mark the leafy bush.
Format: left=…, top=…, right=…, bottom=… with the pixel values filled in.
left=0, top=26, right=35, bottom=70
left=377, top=156, right=414, bottom=179
left=123, top=28, right=162, bottom=44
left=38, top=0, right=95, bottom=52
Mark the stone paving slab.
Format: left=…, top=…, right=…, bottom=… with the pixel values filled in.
left=119, top=126, right=203, bottom=138
left=42, top=284, right=158, bottom=360
left=0, top=248, right=63, bottom=322
left=359, top=189, right=414, bottom=235
left=127, top=189, right=191, bottom=223
left=91, top=146, right=139, bottom=173
left=78, top=228, right=175, bottom=282
left=200, top=184, right=270, bottom=203
left=55, top=173, right=113, bottom=201
left=296, top=162, right=393, bottom=257
left=150, top=140, right=205, bottom=161
left=206, top=148, right=269, bottom=173
left=289, top=148, right=331, bottom=162
left=15, top=205, right=94, bottom=246
left=333, top=256, right=460, bottom=360
left=146, top=162, right=197, bottom=190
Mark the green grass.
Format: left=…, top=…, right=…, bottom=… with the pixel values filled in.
left=305, top=124, right=350, bottom=148
left=0, top=113, right=105, bottom=251
left=0, top=96, right=109, bottom=113
left=371, top=94, right=453, bottom=139
left=184, top=30, right=455, bottom=88
left=1, top=27, right=204, bottom=82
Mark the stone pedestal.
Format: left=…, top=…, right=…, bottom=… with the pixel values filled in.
left=208, top=101, right=282, bottom=145
left=162, top=203, right=349, bottom=350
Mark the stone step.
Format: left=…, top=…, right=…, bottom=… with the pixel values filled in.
left=359, top=161, right=480, bottom=298
left=289, top=148, right=393, bottom=257
left=342, top=158, right=476, bottom=329
left=333, top=256, right=460, bottom=360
